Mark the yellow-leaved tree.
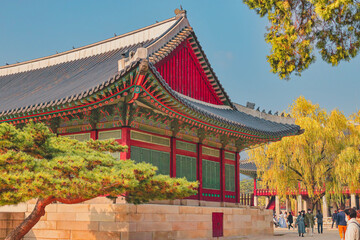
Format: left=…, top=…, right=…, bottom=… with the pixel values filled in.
left=248, top=96, right=359, bottom=209
left=334, top=110, right=360, bottom=195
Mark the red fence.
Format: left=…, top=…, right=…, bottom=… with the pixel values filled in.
left=255, top=187, right=357, bottom=196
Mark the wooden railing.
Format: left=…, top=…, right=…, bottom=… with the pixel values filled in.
left=239, top=193, right=254, bottom=206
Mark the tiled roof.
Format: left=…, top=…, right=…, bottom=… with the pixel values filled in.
left=178, top=94, right=300, bottom=137
left=239, top=161, right=257, bottom=172
left=0, top=17, right=178, bottom=76
left=149, top=63, right=301, bottom=137
left=0, top=42, right=150, bottom=115
left=239, top=161, right=257, bottom=178
left=0, top=12, right=302, bottom=140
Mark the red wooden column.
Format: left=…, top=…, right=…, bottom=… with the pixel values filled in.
left=197, top=143, right=203, bottom=200
left=235, top=152, right=240, bottom=203
left=90, top=130, right=97, bottom=140
left=170, top=137, right=177, bottom=178
left=253, top=178, right=257, bottom=195
left=120, top=127, right=131, bottom=160
left=220, top=149, right=226, bottom=202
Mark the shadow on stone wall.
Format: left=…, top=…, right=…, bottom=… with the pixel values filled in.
left=0, top=212, right=25, bottom=240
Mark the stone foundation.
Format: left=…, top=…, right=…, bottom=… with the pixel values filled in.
left=0, top=198, right=273, bottom=240
left=0, top=212, right=25, bottom=239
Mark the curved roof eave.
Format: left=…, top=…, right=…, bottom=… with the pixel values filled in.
left=147, top=63, right=302, bottom=138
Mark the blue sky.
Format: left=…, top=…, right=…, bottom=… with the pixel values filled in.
left=1, top=1, right=359, bottom=116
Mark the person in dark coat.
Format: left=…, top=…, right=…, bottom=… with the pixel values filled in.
left=337, top=206, right=347, bottom=240
left=287, top=212, right=294, bottom=230
left=296, top=211, right=306, bottom=237
left=316, top=210, right=323, bottom=234
left=332, top=210, right=338, bottom=228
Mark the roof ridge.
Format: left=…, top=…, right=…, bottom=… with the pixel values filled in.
left=0, top=16, right=177, bottom=76
left=175, top=92, right=233, bottom=110
left=234, top=103, right=295, bottom=125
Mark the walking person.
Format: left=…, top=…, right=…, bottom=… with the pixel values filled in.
left=305, top=209, right=315, bottom=236
left=337, top=206, right=347, bottom=240
left=288, top=212, right=294, bottom=230
left=332, top=210, right=338, bottom=229
left=273, top=213, right=279, bottom=228
left=344, top=208, right=360, bottom=240
left=296, top=211, right=306, bottom=237
left=295, top=211, right=301, bottom=229
left=279, top=211, right=287, bottom=228
left=316, top=210, right=323, bottom=234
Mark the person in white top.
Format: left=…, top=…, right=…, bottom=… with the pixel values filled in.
left=345, top=208, right=360, bottom=240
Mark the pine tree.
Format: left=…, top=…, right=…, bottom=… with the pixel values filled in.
left=0, top=122, right=197, bottom=240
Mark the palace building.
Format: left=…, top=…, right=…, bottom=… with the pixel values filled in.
left=0, top=9, right=301, bottom=205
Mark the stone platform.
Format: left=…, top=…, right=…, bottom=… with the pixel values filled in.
left=0, top=198, right=273, bottom=240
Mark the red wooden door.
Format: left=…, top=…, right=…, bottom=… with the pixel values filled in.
left=212, top=212, right=224, bottom=237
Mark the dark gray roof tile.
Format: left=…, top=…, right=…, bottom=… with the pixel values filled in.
left=0, top=41, right=152, bottom=115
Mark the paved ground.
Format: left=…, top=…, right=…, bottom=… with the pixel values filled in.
left=241, top=228, right=341, bottom=240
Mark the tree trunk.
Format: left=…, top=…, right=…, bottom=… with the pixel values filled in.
left=5, top=197, right=54, bottom=240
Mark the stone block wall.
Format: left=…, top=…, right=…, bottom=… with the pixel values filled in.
left=0, top=198, right=273, bottom=240
left=127, top=204, right=273, bottom=240
left=0, top=212, right=25, bottom=239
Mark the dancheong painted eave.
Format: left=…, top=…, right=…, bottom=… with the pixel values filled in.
left=0, top=10, right=303, bottom=143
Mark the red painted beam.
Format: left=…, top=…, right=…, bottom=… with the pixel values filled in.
left=120, top=127, right=131, bottom=160
left=220, top=149, right=225, bottom=202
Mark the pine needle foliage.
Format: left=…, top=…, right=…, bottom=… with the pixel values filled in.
left=0, top=122, right=197, bottom=240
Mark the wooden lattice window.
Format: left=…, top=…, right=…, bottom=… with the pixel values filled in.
left=130, top=130, right=170, bottom=147
left=202, top=146, right=219, bottom=157
left=176, top=155, right=197, bottom=181
left=131, top=146, right=170, bottom=175
left=98, top=130, right=121, bottom=160
left=202, top=159, right=220, bottom=190
left=98, top=130, right=121, bottom=140
left=65, top=133, right=90, bottom=142
left=225, top=152, right=235, bottom=161
left=176, top=141, right=197, bottom=152
left=225, top=164, right=235, bottom=192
